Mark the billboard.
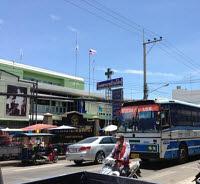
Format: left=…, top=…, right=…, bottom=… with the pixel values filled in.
left=97, top=77, right=123, bottom=90
left=6, top=85, right=27, bottom=116
left=112, top=88, right=123, bottom=118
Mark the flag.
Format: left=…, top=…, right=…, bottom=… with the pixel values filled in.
left=89, top=49, right=97, bottom=55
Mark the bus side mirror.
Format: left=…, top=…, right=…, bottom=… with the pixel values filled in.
left=161, top=113, right=165, bottom=119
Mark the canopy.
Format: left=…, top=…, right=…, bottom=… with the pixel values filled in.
left=49, top=125, right=76, bottom=130
left=0, top=127, right=23, bottom=132
left=14, top=133, right=54, bottom=137
left=21, top=124, right=57, bottom=131
left=102, top=125, right=118, bottom=132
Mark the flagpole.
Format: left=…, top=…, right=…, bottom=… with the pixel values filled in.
left=75, top=32, right=78, bottom=77
left=89, top=52, right=91, bottom=96
left=92, top=59, right=95, bottom=92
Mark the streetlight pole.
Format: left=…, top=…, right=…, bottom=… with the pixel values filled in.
left=143, top=35, right=162, bottom=100
left=149, top=83, right=169, bottom=94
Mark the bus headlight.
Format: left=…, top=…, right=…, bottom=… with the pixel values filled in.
left=148, top=145, right=157, bottom=152
left=152, top=145, right=157, bottom=151
left=148, top=145, right=153, bottom=151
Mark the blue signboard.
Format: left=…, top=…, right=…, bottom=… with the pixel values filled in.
left=112, top=88, right=123, bottom=118
left=97, top=77, right=123, bottom=90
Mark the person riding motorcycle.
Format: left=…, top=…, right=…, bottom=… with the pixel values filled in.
left=108, top=134, right=131, bottom=176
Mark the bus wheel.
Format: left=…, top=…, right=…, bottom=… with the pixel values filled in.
left=178, top=145, right=188, bottom=164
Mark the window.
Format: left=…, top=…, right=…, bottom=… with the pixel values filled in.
left=100, top=137, right=113, bottom=144
left=37, top=100, right=50, bottom=105
left=110, top=137, right=117, bottom=143
left=139, top=111, right=152, bottom=119
left=77, top=137, right=98, bottom=144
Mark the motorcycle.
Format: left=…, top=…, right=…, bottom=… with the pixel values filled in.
left=34, top=148, right=58, bottom=163
left=21, top=147, right=58, bottom=164
left=101, top=157, right=141, bottom=178
left=48, top=148, right=58, bottom=163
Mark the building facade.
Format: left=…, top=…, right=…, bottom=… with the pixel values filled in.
left=0, top=59, right=112, bottom=128
left=172, top=86, right=200, bottom=104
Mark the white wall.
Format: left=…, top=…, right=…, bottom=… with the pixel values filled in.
left=172, top=89, right=200, bottom=104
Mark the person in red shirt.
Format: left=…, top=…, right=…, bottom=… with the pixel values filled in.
left=109, top=134, right=130, bottom=176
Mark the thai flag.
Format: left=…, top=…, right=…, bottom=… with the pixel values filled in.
left=89, top=49, right=97, bottom=55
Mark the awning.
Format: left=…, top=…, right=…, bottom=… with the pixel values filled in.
left=21, top=124, right=57, bottom=131
left=0, top=127, right=23, bottom=132
left=50, top=125, right=76, bottom=130
left=102, top=125, right=117, bottom=132
left=14, top=133, right=54, bottom=137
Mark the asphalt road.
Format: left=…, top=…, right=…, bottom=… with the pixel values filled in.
left=1, top=158, right=200, bottom=184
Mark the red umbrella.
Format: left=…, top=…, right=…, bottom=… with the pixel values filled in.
left=21, top=124, right=57, bottom=131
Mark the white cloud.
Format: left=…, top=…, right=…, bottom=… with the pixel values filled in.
left=67, top=25, right=78, bottom=33
left=124, top=69, right=143, bottom=75
left=96, top=67, right=177, bottom=77
left=0, top=19, right=4, bottom=25
left=49, top=14, right=61, bottom=22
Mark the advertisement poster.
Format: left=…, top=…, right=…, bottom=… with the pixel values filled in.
left=6, top=85, right=27, bottom=116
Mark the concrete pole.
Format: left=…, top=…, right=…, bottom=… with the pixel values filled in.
left=143, top=42, right=148, bottom=100
left=0, top=166, right=4, bottom=184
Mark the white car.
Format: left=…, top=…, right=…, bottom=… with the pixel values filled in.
left=66, top=136, right=116, bottom=165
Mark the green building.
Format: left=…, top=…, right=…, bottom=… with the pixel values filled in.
left=0, top=59, right=112, bottom=128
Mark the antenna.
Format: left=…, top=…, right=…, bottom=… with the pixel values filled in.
left=75, top=32, right=78, bottom=77
left=19, top=48, right=23, bottom=63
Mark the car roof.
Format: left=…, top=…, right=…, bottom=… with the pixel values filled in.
left=91, top=136, right=114, bottom=139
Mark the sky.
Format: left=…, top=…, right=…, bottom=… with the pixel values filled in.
left=0, top=0, right=200, bottom=100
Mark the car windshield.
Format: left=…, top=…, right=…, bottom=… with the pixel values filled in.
left=77, top=137, right=98, bottom=144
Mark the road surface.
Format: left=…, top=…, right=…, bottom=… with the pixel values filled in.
left=1, top=159, right=199, bottom=184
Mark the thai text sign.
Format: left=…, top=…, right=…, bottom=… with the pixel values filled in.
left=112, top=88, right=123, bottom=118
left=97, top=77, right=123, bottom=90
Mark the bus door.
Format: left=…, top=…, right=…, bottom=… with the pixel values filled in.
left=160, top=109, right=171, bottom=129
left=160, top=109, right=171, bottom=158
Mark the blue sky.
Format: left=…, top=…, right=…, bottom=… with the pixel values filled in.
left=0, top=0, right=200, bottom=99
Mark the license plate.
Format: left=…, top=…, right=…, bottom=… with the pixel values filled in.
left=69, top=148, right=78, bottom=153
left=130, top=153, right=140, bottom=159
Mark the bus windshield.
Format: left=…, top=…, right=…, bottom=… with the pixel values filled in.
left=119, top=104, right=160, bottom=132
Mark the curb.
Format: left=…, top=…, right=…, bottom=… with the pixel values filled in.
left=0, top=156, right=66, bottom=167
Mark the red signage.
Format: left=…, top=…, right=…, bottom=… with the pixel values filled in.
left=121, top=104, right=160, bottom=114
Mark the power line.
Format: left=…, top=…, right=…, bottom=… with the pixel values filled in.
left=76, top=0, right=200, bottom=73
left=63, top=0, right=200, bottom=91
left=63, top=0, right=140, bottom=34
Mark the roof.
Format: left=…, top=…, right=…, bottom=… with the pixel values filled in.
left=0, top=59, right=84, bottom=82
left=123, top=99, right=200, bottom=108
left=155, top=99, right=200, bottom=108
left=38, top=82, right=104, bottom=99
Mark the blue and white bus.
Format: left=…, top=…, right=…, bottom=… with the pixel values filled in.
left=119, top=99, right=200, bottom=162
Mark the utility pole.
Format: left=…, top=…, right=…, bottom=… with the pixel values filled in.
left=143, top=32, right=162, bottom=100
